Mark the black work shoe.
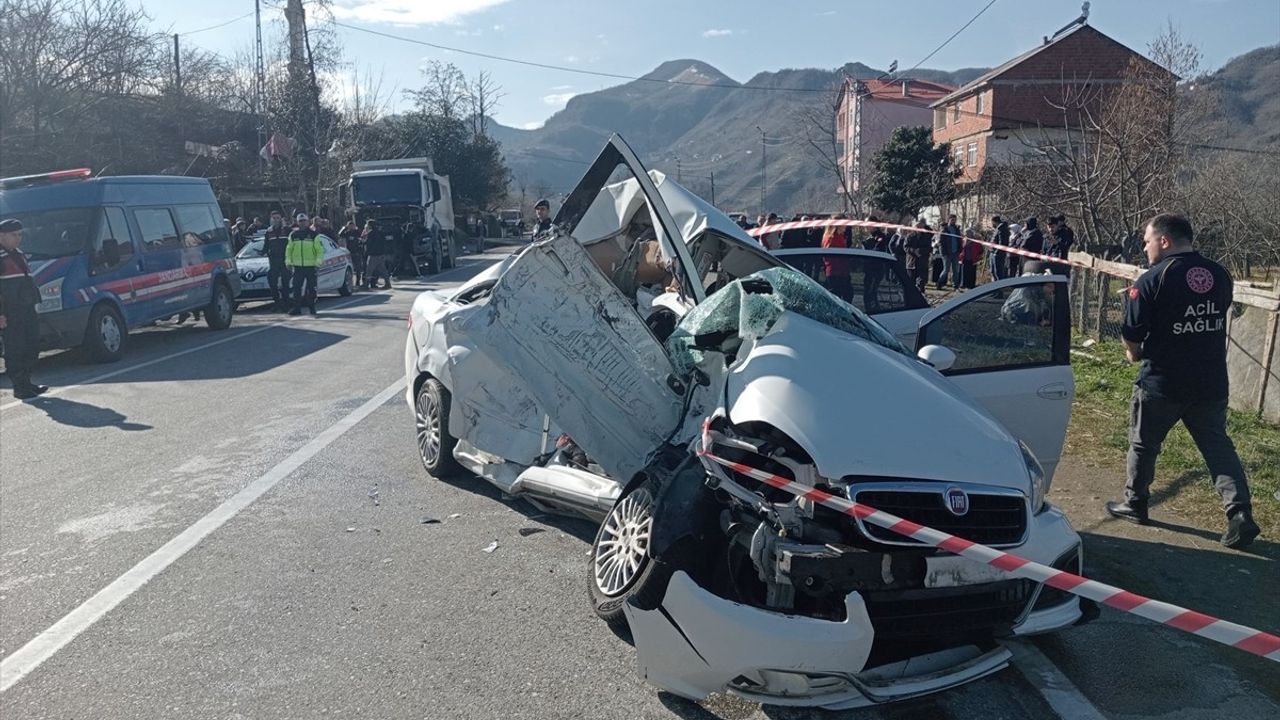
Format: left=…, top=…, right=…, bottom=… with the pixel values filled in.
left=1105, top=500, right=1149, bottom=525
left=13, top=384, right=47, bottom=400
left=1221, top=512, right=1261, bottom=550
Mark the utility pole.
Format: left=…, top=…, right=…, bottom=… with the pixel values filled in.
left=173, top=34, right=181, bottom=95
left=676, top=157, right=682, bottom=183
left=756, top=126, right=766, bottom=214
left=254, top=0, right=267, bottom=173
left=710, top=171, right=716, bottom=207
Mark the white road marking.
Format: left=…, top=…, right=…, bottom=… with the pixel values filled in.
left=0, top=295, right=367, bottom=412
left=0, top=378, right=406, bottom=692
left=1007, top=639, right=1107, bottom=720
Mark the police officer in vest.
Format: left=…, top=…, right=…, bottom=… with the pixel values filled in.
left=1105, top=213, right=1259, bottom=549
left=0, top=218, right=48, bottom=399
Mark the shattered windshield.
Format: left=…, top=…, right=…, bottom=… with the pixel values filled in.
left=667, top=266, right=909, bottom=375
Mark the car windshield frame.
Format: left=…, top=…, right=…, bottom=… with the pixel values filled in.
left=3, top=206, right=96, bottom=259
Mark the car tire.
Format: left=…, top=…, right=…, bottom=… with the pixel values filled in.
left=588, top=480, right=672, bottom=633
left=204, top=280, right=234, bottom=330
left=415, top=377, right=461, bottom=477
left=83, top=303, right=126, bottom=363
left=339, top=267, right=353, bottom=296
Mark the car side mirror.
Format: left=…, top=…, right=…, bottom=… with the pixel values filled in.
left=917, top=344, right=956, bottom=371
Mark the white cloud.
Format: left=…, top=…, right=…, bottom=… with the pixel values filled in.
left=563, top=55, right=580, bottom=64
left=331, top=0, right=511, bottom=26
left=550, top=84, right=574, bottom=91
left=701, top=28, right=733, bottom=38
left=492, top=24, right=504, bottom=31
left=543, top=92, right=578, bottom=107
left=818, top=10, right=837, bottom=16
left=521, top=120, right=544, bottom=130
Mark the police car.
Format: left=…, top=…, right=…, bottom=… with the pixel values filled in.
left=234, top=234, right=354, bottom=301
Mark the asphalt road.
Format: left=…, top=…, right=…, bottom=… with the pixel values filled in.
left=1, top=245, right=1275, bottom=719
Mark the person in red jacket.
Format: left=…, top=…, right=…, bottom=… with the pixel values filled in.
left=820, top=224, right=853, bottom=302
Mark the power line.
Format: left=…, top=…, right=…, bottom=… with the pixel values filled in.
left=905, top=0, right=999, bottom=73
left=330, top=20, right=834, bottom=94
left=177, top=11, right=255, bottom=37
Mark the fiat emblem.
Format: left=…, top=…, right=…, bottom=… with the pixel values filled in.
left=945, top=487, right=970, bottom=516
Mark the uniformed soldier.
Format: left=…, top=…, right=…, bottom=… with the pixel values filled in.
left=532, top=199, right=553, bottom=235
left=1105, top=213, right=1259, bottom=549
left=0, top=218, right=48, bottom=400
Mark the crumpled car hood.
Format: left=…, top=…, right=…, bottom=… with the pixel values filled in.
left=726, top=312, right=1028, bottom=490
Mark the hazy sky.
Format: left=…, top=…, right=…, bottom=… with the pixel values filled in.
left=149, top=0, right=1280, bottom=129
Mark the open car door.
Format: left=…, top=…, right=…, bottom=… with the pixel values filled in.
left=447, top=135, right=698, bottom=483
left=915, top=275, right=1073, bottom=482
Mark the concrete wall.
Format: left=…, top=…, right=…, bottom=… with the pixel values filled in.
left=1227, top=302, right=1280, bottom=424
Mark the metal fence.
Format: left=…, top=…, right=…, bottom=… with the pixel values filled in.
left=1067, top=251, right=1280, bottom=424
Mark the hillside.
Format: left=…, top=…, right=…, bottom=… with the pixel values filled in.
left=1197, top=45, right=1280, bottom=149
left=495, top=59, right=985, bottom=212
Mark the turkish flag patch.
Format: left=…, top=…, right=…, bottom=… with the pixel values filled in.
left=1128, top=287, right=1139, bottom=300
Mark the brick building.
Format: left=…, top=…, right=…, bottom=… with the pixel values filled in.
left=836, top=77, right=953, bottom=209
left=930, top=20, right=1172, bottom=185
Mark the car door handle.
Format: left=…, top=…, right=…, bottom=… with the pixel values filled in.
left=1037, top=383, right=1069, bottom=400
left=137, top=259, right=145, bottom=272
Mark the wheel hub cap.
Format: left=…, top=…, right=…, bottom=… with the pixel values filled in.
left=416, top=391, right=440, bottom=467
left=594, top=489, right=653, bottom=596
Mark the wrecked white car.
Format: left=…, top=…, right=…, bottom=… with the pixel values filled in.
left=404, top=135, right=1085, bottom=709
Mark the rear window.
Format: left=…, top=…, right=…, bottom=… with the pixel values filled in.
left=2, top=207, right=94, bottom=259
left=779, top=252, right=928, bottom=315
left=133, top=208, right=181, bottom=251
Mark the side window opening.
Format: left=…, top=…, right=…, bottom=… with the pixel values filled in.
left=90, top=206, right=135, bottom=275
left=133, top=207, right=180, bottom=251
left=174, top=204, right=229, bottom=247
left=781, top=252, right=926, bottom=315
left=918, top=280, right=1067, bottom=373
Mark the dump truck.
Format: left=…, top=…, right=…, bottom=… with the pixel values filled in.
left=347, top=158, right=457, bottom=274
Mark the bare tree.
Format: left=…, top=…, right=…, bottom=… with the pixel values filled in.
left=0, top=0, right=160, bottom=163
left=466, top=70, right=504, bottom=139
left=984, top=24, right=1205, bottom=258
left=793, top=79, right=860, bottom=214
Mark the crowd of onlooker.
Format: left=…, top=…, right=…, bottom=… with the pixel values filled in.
left=741, top=211, right=1077, bottom=293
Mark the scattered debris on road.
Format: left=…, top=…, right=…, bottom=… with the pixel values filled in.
left=518, top=527, right=545, bottom=537
left=482, top=540, right=499, bottom=553
left=419, top=515, right=441, bottom=525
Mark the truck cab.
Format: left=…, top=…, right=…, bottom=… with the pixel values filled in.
left=348, top=158, right=456, bottom=274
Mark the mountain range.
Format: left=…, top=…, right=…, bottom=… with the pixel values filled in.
left=491, top=47, right=1279, bottom=213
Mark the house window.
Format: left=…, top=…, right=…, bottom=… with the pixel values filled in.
left=967, top=142, right=978, bottom=167
left=976, top=92, right=986, bottom=114
left=934, top=107, right=946, bottom=129
left=953, top=103, right=961, bottom=122
left=954, top=147, right=964, bottom=167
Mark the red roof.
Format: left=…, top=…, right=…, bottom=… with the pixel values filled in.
left=841, top=78, right=954, bottom=107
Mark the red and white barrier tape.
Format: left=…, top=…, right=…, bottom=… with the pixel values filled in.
left=697, top=446, right=1280, bottom=663
left=747, top=218, right=1132, bottom=279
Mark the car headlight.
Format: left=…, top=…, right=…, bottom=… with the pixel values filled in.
left=36, top=278, right=63, bottom=314
left=1020, top=440, right=1048, bottom=514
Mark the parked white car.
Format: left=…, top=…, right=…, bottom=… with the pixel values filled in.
left=234, top=235, right=354, bottom=301
left=404, top=135, right=1085, bottom=709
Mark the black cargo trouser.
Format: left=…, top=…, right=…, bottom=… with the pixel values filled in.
left=291, top=266, right=318, bottom=311
left=2, top=306, right=39, bottom=390
left=268, top=259, right=291, bottom=302
left=1125, top=385, right=1251, bottom=516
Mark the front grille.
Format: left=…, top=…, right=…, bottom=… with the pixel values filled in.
left=863, top=580, right=1036, bottom=641
left=852, top=488, right=1028, bottom=547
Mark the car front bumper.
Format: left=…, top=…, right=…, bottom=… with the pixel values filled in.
left=623, top=505, right=1082, bottom=708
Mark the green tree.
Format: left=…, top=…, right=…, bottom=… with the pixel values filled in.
left=866, top=126, right=958, bottom=219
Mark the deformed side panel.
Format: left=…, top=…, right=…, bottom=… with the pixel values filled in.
left=449, top=234, right=684, bottom=483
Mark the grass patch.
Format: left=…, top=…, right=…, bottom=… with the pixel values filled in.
left=1069, top=336, right=1278, bottom=536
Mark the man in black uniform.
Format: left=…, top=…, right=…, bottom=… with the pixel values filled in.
left=0, top=218, right=48, bottom=399
left=532, top=199, right=553, bottom=235
left=263, top=210, right=292, bottom=310
left=1105, top=213, right=1259, bottom=549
